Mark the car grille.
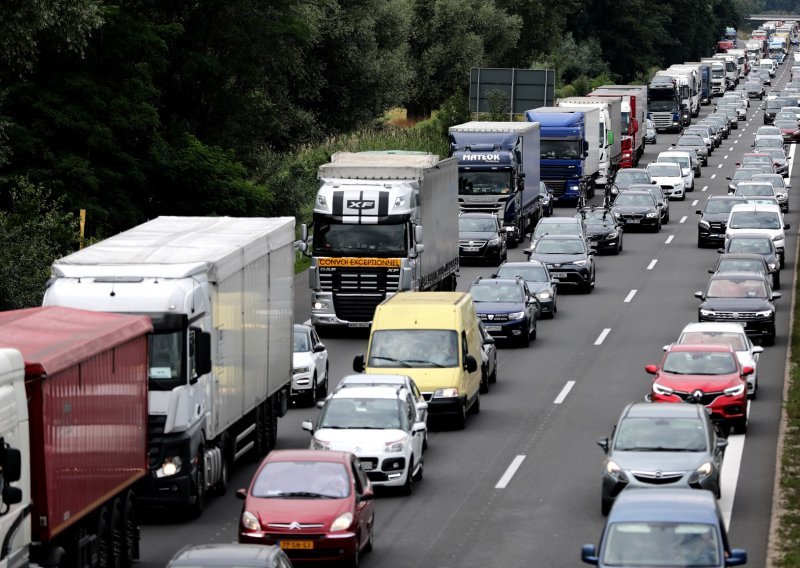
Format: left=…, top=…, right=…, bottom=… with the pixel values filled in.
left=674, top=390, right=724, bottom=405
left=332, top=294, right=384, bottom=322
left=620, top=213, right=645, bottom=220
left=660, top=184, right=675, bottom=190
left=459, top=240, right=487, bottom=248
left=709, top=221, right=725, bottom=231
left=478, top=313, right=511, bottom=322
left=359, top=457, right=379, bottom=470
left=460, top=202, right=503, bottom=214
left=631, top=470, right=686, bottom=484
left=266, top=523, right=325, bottom=529
left=712, top=311, right=760, bottom=320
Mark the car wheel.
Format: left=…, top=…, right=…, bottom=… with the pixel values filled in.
left=307, top=374, right=317, bottom=407
left=680, top=193, right=686, bottom=201
left=773, top=272, right=781, bottom=290
left=780, top=254, right=785, bottom=269
left=764, top=329, right=776, bottom=347
left=697, top=235, right=704, bottom=248
left=413, top=458, right=424, bottom=482
left=664, top=212, right=670, bottom=224
left=489, top=363, right=497, bottom=384
left=715, top=483, right=721, bottom=499
left=602, top=497, right=613, bottom=516
left=479, top=368, right=489, bottom=394
left=618, top=236, right=623, bottom=253
left=530, top=319, right=537, bottom=341
left=519, top=327, right=531, bottom=348
left=401, top=459, right=414, bottom=495
left=363, top=524, right=374, bottom=554
left=696, top=169, right=701, bottom=178
left=733, top=418, right=748, bottom=435
left=318, top=364, right=329, bottom=397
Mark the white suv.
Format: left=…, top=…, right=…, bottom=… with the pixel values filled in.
left=726, top=203, right=790, bottom=267
left=656, top=151, right=695, bottom=192
left=646, top=162, right=686, bottom=200
left=302, top=386, right=427, bottom=494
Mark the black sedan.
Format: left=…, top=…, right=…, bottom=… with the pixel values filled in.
left=458, top=212, right=507, bottom=265
left=575, top=206, right=623, bottom=254
left=611, top=191, right=661, bottom=232
left=696, top=195, right=747, bottom=248
left=495, top=260, right=558, bottom=317
left=525, top=235, right=596, bottom=293
left=695, top=272, right=781, bottom=346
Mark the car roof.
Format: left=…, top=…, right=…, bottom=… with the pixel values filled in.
left=727, top=231, right=773, bottom=240
left=500, top=260, right=546, bottom=268
left=169, top=544, right=284, bottom=567
left=609, top=489, right=720, bottom=524
left=680, top=321, right=749, bottom=335
left=730, top=203, right=781, bottom=213
left=707, top=194, right=746, bottom=201
left=537, top=234, right=586, bottom=241
left=265, top=449, right=352, bottom=464
left=717, top=252, right=768, bottom=262
left=617, top=190, right=654, bottom=197
left=623, top=401, right=703, bottom=419
left=338, top=373, right=412, bottom=386
left=538, top=216, right=581, bottom=224
left=617, top=168, right=648, bottom=174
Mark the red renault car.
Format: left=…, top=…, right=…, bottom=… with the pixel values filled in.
left=238, top=450, right=375, bottom=566
left=646, top=344, right=751, bottom=435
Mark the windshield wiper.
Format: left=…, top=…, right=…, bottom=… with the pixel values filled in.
left=369, top=356, right=411, bottom=367
left=274, top=491, right=336, bottom=499
left=404, top=359, right=445, bottom=367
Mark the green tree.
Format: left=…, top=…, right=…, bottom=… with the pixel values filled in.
left=0, top=179, right=77, bottom=310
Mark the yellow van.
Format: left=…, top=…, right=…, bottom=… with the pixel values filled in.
left=353, top=292, right=481, bottom=429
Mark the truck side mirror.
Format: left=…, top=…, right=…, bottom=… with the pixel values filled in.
left=0, top=444, right=23, bottom=506
left=414, top=225, right=423, bottom=244
left=194, top=330, right=212, bottom=378
left=298, top=224, right=309, bottom=254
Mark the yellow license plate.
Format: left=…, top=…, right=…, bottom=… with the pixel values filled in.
left=280, top=541, right=314, bottom=550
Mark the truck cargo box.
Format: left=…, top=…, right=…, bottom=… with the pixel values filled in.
left=0, top=306, right=151, bottom=541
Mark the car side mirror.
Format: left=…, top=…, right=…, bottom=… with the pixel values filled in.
left=358, top=488, right=375, bottom=502
left=464, top=354, right=478, bottom=373
left=484, top=335, right=495, bottom=345
left=316, top=400, right=325, bottom=409
left=588, top=250, right=596, bottom=256
left=597, top=437, right=609, bottom=453
left=353, top=354, right=365, bottom=373
left=716, top=437, right=729, bottom=450
left=412, top=421, right=427, bottom=434
left=696, top=210, right=702, bottom=214
left=581, top=544, right=599, bottom=565
left=236, top=488, right=248, bottom=500
left=302, top=420, right=314, bottom=433
left=662, top=344, right=670, bottom=351
left=708, top=269, right=715, bottom=274
left=651, top=180, right=658, bottom=184
left=694, top=291, right=705, bottom=299
left=784, top=224, right=791, bottom=229
left=644, top=364, right=658, bottom=375
left=727, top=549, right=748, bottom=566
left=717, top=248, right=725, bottom=254
left=313, top=343, right=327, bottom=353
left=742, top=366, right=755, bottom=376
left=415, top=401, right=428, bottom=412
left=523, top=249, right=532, bottom=257
left=772, top=292, right=782, bottom=299
left=753, top=346, right=764, bottom=354
left=726, top=177, right=732, bottom=181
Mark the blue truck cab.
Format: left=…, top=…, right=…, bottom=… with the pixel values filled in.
left=449, top=122, right=542, bottom=246
left=525, top=109, right=599, bottom=203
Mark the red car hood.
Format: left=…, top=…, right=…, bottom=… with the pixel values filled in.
left=247, top=496, right=353, bottom=527
left=654, top=372, right=744, bottom=391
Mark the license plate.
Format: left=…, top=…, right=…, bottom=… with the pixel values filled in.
left=485, top=325, right=502, bottom=332
left=627, top=219, right=641, bottom=224
left=551, top=272, right=567, bottom=279
left=348, top=322, right=370, bottom=328
left=463, top=247, right=480, bottom=252
left=280, top=541, right=314, bottom=550
left=359, top=460, right=374, bottom=471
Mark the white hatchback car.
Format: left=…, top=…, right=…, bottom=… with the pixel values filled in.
left=292, top=323, right=329, bottom=406
left=726, top=203, right=790, bottom=267
left=675, top=322, right=764, bottom=399
left=646, top=162, right=686, bottom=200
left=303, top=386, right=427, bottom=494
left=656, top=151, right=695, bottom=192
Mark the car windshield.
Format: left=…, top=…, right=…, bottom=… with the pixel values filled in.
left=775, top=120, right=798, bottom=129
left=614, top=417, right=708, bottom=451
left=764, top=149, right=787, bottom=161
left=658, top=157, right=689, bottom=170
left=250, top=461, right=351, bottom=499
left=677, top=136, right=703, bottom=145
left=615, top=194, right=655, bottom=207
left=368, top=329, right=459, bottom=368
left=716, top=259, right=767, bottom=274
left=729, top=211, right=782, bottom=229
left=774, top=112, right=797, bottom=121
left=731, top=170, right=758, bottom=180
left=707, top=278, right=768, bottom=298
left=746, top=82, right=762, bottom=90
left=735, top=184, right=774, bottom=196
left=460, top=217, right=498, bottom=232
left=648, top=164, right=681, bottom=177
left=602, top=522, right=721, bottom=567
left=496, top=265, right=549, bottom=282
left=679, top=331, right=747, bottom=351
left=319, top=397, right=406, bottom=430
left=742, top=155, right=772, bottom=165
left=293, top=331, right=310, bottom=352
left=579, top=210, right=614, bottom=224
left=662, top=351, right=738, bottom=374
left=704, top=199, right=739, bottom=214
left=534, top=223, right=580, bottom=237
left=470, top=284, right=524, bottom=303
left=757, top=126, right=781, bottom=136
left=728, top=238, right=772, bottom=254
left=756, top=138, right=784, bottom=148
left=616, top=171, right=650, bottom=183
left=752, top=176, right=783, bottom=189
left=533, top=240, right=586, bottom=254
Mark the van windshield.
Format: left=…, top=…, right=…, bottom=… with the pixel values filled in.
left=368, top=329, right=459, bottom=368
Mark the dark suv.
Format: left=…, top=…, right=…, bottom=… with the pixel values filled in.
left=458, top=212, right=507, bottom=265
left=468, top=277, right=540, bottom=348
left=696, top=195, right=747, bottom=248
left=525, top=234, right=596, bottom=293
left=764, top=97, right=788, bottom=124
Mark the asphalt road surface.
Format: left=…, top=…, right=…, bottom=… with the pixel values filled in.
left=139, top=62, right=796, bottom=568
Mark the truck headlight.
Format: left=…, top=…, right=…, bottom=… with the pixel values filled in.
left=433, top=387, right=459, bottom=398
left=241, top=511, right=262, bottom=531
left=384, top=438, right=406, bottom=453
left=653, top=383, right=674, bottom=396
left=330, top=512, right=354, bottom=532
left=724, top=384, right=745, bottom=397
left=313, top=300, right=329, bottom=310
left=312, top=438, right=332, bottom=451
left=155, top=456, right=183, bottom=478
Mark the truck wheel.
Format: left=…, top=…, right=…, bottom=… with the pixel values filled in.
left=214, top=436, right=230, bottom=496
left=254, top=402, right=272, bottom=457
left=188, top=452, right=206, bottom=519
left=121, top=491, right=139, bottom=568
left=109, top=499, right=124, bottom=568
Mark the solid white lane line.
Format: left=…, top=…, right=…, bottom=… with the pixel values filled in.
left=495, top=455, right=526, bottom=489
left=710, top=174, right=716, bottom=179
left=719, top=432, right=745, bottom=530
left=665, top=235, right=674, bottom=244
left=594, top=328, right=611, bottom=345
left=553, top=381, right=576, bottom=404
left=679, top=216, right=687, bottom=224
left=624, top=289, right=637, bottom=303
left=647, top=259, right=658, bottom=270
left=692, top=200, right=699, bottom=206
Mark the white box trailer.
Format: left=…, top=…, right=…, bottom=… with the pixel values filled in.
left=557, top=97, right=623, bottom=185
left=43, top=216, right=295, bottom=513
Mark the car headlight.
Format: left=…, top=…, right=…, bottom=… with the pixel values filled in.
left=312, top=438, right=332, bottom=451
left=572, top=260, right=588, bottom=266
left=778, top=193, right=787, bottom=199
left=755, top=310, right=773, bottom=317
left=155, top=456, right=183, bottom=478
left=646, top=212, right=658, bottom=218
left=384, top=438, right=406, bottom=453
left=698, top=220, right=710, bottom=228
left=434, top=387, right=459, bottom=398
left=241, top=510, right=261, bottom=531
left=488, top=237, right=501, bottom=245
left=653, top=383, right=674, bottom=396
left=724, top=384, right=745, bottom=397
left=773, top=234, right=784, bottom=241
left=536, top=290, right=551, bottom=300
left=768, top=263, right=777, bottom=270
left=606, top=231, right=618, bottom=239
left=330, top=512, right=354, bottom=532
left=293, top=366, right=311, bottom=374
left=605, top=460, right=621, bottom=475
left=688, top=461, right=715, bottom=486
left=700, top=309, right=715, bottom=317
left=508, top=311, right=526, bottom=320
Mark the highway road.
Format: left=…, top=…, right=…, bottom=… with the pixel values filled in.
left=138, top=64, right=796, bottom=567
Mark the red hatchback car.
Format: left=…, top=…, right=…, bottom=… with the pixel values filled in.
left=238, top=450, right=375, bottom=566
left=646, top=344, right=752, bottom=435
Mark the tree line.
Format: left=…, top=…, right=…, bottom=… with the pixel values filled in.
left=0, top=0, right=748, bottom=308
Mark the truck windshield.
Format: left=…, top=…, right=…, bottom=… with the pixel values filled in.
left=368, top=329, right=459, bottom=368
left=313, top=222, right=407, bottom=256
left=459, top=171, right=513, bottom=195
left=649, top=100, right=678, bottom=112
left=149, top=331, right=185, bottom=381
left=712, top=69, right=725, bottom=78
left=541, top=140, right=583, bottom=160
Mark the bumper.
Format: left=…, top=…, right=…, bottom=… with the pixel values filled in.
left=292, top=371, right=314, bottom=396
left=136, top=469, right=194, bottom=508
left=546, top=267, right=592, bottom=287
left=663, top=186, right=685, bottom=199
left=601, top=469, right=718, bottom=503
left=311, top=292, right=375, bottom=330
left=652, top=393, right=747, bottom=424
left=459, top=244, right=503, bottom=263
left=357, top=454, right=410, bottom=486
left=536, top=297, right=555, bottom=314
left=423, top=394, right=467, bottom=418
left=699, top=314, right=775, bottom=341
left=480, top=317, right=529, bottom=341
left=697, top=226, right=726, bottom=244
left=618, top=217, right=659, bottom=229
left=589, top=236, right=621, bottom=252
left=240, top=531, right=359, bottom=563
